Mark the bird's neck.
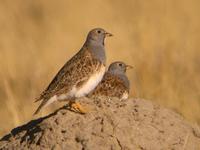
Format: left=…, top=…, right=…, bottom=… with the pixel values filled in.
left=84, top=39, right=106, bottom=65
left=109, top=70, right=124, bottom=76
left=109, top=71, right=130, bottom=89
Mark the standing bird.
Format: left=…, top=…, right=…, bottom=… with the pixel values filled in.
left=34, top=28, right=113, bottom=115
left=88, top=61, right=132, bottom=100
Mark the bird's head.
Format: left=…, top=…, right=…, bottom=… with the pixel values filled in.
left=86, top=28, right=113, bottom=45
left=108, top=61, right=133, bottom=73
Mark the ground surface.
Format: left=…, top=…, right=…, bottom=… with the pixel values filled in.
left=0, top=97, right=200, bottom=150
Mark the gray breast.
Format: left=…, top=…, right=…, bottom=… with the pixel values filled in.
left=87, top=41, right=106, bottom=65
left=118, top=74, right=130, bottom=90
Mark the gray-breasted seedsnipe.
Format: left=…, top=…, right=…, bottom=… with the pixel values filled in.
left=34, top=28, right=112, bottom=114
left=89, top=61, right=132, bottom=100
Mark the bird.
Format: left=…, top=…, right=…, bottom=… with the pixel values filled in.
left=34, top=28, right=113, bottom=115
left=88, top=61, right=132, bottom=100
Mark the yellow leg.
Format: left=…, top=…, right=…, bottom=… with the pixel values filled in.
left=69, top=101, right=88, bottom=114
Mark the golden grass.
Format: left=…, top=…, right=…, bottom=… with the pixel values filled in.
left=0, top=0, right=200, bottom=136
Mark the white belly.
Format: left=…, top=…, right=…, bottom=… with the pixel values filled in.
left=75, top=66, right=106, bottom=98
left=121, top=91, right=129, bottom=100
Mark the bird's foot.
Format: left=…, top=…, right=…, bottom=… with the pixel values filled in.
left=69, top=101, right=88, bottom=114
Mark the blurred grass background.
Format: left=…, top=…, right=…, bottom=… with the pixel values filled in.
left=0, top=0, right=200, bottom=136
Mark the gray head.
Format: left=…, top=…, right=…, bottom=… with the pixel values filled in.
left=108, top=61, right=133, bottom=74
left=86, top=28, right=113, bottom=45
left=108, top=61, right=132, bottom=89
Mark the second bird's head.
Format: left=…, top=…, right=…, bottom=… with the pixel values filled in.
left=86, top=28, right=113, bottom=45
left=108, top=61, right=133, bottom=73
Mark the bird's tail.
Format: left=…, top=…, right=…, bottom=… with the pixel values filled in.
left=34, top=97, right=42, bottom=103
left=34, top=93, right=44, bottom=102
left=33, top=95, right=57, bottom=115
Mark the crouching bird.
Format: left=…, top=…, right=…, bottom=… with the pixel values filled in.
left=88, top=61, right=132, bottom=100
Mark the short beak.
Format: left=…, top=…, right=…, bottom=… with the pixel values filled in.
left=105, top=32, right=113, bottom=37
left=126, top=65, right=133, bottom=70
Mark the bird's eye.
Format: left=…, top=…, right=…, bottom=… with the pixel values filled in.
left=97, top=30, right=101, bottom=34
left=119, top=63, right=123, bottom=67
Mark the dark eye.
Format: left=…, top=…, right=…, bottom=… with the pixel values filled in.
left=97, top=30, right=101, bottom=34
left=119, top=63, right=123, bottom=67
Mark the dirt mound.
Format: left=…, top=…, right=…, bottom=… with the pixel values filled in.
left=0, top=97, right=200, bottom=150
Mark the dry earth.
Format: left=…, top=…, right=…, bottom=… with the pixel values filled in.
left=0, top=97, right=200, bottom=150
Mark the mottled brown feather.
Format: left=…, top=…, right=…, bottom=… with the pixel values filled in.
left=36, top=46, right=103, bottom=102
left=89, top=72, right=129, bottom=99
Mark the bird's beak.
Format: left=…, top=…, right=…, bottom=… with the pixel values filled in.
left=105, top=32, right=113, bottom=37
left=126, top=65, right=133, bottom=70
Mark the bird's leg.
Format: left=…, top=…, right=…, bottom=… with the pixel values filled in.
left=68, top=99, right=88, bottom=114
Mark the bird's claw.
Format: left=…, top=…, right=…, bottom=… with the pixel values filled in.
left=69, top=101, right=88, bottom=114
